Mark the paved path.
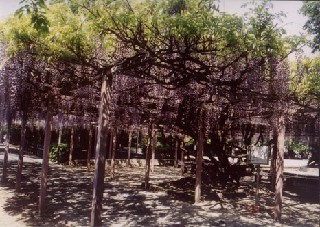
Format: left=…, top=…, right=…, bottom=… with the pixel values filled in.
left=260, top=159, right=319, bottom=177
left=0, top=145, right=42, bottom=163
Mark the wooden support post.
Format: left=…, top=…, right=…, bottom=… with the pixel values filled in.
left=274, top=114, right=285, bottom=222
left=2, top=124, right=10, bottom=183
left=135, top=130, right=139, bottom=154
left=151, top=130, right=156, bottom=173
left=111, top=128, right=117, bottom=178
left=145, top=123, right=153, bottom=189
left=87, top=125, right=93, bottom=170
left=270, top=130, right=277, bottom=191
left=195, top=109, right=204, bottom=204
left=57, top=114, right=63, bottom=163
left=15, top=112, right=26, bottom=192
left=180, top=141, right=185, bottom=176
left=255, top=165, right=260, bottom=206
left=38, top=111, right=53, bottom=215
left=174, top=139, right=178, bottom=168
left=1, top=73, right=11, bottom=183
left=127, top=130, right=132, bottom=167
left=108, top=130, right=112, bottom=160
left=91, top=73, right=111, bottom=227
left=69, top=127, right=74, bottom=165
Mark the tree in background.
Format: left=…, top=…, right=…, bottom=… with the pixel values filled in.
left=301, top=2, right=320, bottom=52
left=290, top=56, right=320, bottom=205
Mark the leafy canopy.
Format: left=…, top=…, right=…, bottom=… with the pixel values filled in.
left=290, top=56, right=320, bottom=103
left=88, top=0, right=289, bottom=58
left=300, top=2, right=320, bottom=52
left=0, top=0, right=96, bottom=62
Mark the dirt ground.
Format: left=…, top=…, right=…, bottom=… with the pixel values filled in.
left=0, top=151, right=319, bottom=227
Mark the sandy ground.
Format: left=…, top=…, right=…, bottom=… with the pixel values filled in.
left=0, top=150, right=319, bottom=227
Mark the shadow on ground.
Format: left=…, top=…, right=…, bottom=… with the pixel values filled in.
left=0, top=156, right=319, bottom=226
left=1, top=160, right=93, bottom=226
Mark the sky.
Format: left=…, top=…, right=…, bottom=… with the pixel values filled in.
left=221, top=0, right=306, bottom=36
left=0, top=0, right=314, bottom=57
left=220, top=0, right=314, bottom=59
left=0, top=0, right=20, bottom=20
